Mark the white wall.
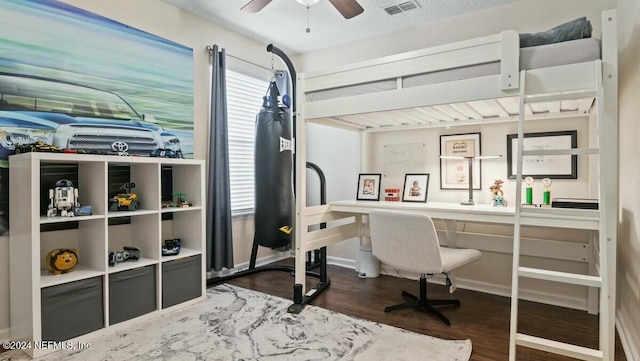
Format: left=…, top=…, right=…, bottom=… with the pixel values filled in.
left=365, top=117, right=592, bottom=205
left=305, top=124, right=361, bottom=260
left=616, top=0, right=640, bottom=359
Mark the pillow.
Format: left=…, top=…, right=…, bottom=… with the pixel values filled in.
left=519, top=17, right=592, bottom=48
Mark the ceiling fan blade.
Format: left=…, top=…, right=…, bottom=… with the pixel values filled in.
left=328, top=0, right=364, bottom=19
left=241, top=0, right=272, bottom=13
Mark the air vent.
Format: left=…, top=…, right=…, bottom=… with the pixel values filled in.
left=384, top=0, right=421, bottom=15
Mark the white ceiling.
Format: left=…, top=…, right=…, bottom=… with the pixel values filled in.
left=161, top=0, right=525, bottom=54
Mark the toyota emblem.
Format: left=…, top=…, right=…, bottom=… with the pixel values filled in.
left=111, top=141, right=129, bottom=152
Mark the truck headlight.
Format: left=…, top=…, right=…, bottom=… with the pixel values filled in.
left=0, top=128, right=55, bottom=149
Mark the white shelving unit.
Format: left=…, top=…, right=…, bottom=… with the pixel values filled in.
left=9, top=152, right=206, bottom=358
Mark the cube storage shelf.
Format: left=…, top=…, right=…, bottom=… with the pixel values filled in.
left=9, top=152, right=206, bottom=358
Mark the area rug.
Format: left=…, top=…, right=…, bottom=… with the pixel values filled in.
left=1, top=284, right=471, bottom=360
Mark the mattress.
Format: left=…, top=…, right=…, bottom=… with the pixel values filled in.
left=306, top=38, right=601, bottom=102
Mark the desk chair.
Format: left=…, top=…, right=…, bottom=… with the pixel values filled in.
left=369, top=209, right=481, bottom=326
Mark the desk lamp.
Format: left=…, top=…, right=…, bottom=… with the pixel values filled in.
left=439, top=155, right=502, bottom=205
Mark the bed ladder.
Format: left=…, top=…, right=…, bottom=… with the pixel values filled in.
left=508, top=52, right=618, bottom=361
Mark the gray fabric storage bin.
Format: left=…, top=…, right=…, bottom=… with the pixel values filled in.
left=162, top=255, right=202, bottom=308
left=109, top=265, right=156, bottom=325
left=41, top=277, right=104, bottom=341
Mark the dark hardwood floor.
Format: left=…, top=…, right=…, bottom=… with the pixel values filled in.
left=220, top=259, right=628, bottom=361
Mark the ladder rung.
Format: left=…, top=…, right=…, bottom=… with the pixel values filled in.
left=516, top=333, right=603, bottom=361
left=518, top=267, right=602, bottom=287
left=522, top=148, right=598, bottom=156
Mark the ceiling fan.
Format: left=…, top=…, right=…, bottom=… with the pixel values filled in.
left=241, top=0, right=364, bottom=19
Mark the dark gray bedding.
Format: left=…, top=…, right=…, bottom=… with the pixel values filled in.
left=520, top=17, right=592, bottom=48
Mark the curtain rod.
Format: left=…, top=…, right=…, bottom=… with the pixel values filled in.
left=205, top=45, right=270, bottom=71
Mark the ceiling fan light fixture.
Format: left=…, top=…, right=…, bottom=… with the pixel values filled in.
left=296, top=0, right=320, bottom=7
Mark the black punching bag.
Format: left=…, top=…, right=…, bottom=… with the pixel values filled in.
left=254, top=81, right=293, bottom=249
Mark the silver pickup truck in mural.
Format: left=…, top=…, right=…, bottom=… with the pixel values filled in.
left=0, top=72, right=182, bottom=162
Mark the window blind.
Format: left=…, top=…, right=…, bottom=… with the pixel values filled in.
left=226, top=69, right=268, bottom=216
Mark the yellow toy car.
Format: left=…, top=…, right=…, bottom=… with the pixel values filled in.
left=109, top=182, right=140, bottom=211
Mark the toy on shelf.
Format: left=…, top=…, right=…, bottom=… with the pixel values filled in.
left=172, top=192, right=193, bottom=208
left=162, top=238, right=181, bottom=256
left=150, top=148, right=183, bottom=158
left=109, top=182, right=139, bottom=211
left=542, top=178, right=552, bottom=206
left=47, top=179, right=80, bottom=217
left=524, top=176, right=534, bottom=205
left=384, top=188, right=400, bottom=202
left=46, top=248, right=78, bottom=275
left=490, top=179, right=508, bottom=207
left=14, top=141, right=60, bottom=154
left=108, top=246, right=142, bottom=266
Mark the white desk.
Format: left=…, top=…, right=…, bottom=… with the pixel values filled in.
left=293, top=200, right=600, bottom=313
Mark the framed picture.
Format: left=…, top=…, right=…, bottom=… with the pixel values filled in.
left=506, top=130, right=577, bottom=179
left=356, top=173, right=382, bottom=201
left=440, top=132, right=481, bottom=190
left=402, top=173, right=430, bottom=202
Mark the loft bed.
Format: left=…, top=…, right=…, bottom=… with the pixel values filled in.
left=290, top=8, right=618, bottom=361
left=304, top=36, right=601, bottom=129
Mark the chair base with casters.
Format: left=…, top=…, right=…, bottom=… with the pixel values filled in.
left=385, top=274, right=459, bottom=326
left=368, top=209, right=482, bottom=327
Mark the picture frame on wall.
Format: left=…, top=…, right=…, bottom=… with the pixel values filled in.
left=356, top=173, right=382, bottom=201
left=506, top=130, right=577, bottom=179
left=402, top=173, right=430, bottom=203
left=440, top=132, right=481, bottom=190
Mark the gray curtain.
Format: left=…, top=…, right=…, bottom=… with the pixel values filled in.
left=206, top=45, right=234, bottom=272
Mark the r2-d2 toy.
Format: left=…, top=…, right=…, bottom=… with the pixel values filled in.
left=47, top=179, right=79, bottom=217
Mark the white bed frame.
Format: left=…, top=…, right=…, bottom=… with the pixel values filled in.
left=292, top=10, right=617, bottom=361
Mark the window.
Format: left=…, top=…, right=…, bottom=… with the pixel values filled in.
left=226, top=69, right=269, bottom=216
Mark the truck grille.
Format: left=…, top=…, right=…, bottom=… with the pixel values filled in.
left=68, top=134, right=159, bottom=156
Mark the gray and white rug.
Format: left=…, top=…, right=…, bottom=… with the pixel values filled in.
left=2, top=284, right=471, bottom=361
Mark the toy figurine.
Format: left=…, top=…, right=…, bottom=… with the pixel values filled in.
left=47, top=179, right=80, bottom=217
left=162, top=238, right=181, bottom=256
left=108, top=246, right=142, bottom=266
left=46, top=248, right=78, bottom=274
left=490, top=179, right=508, bottom=207
left=172, top=192, right=193, bottom=208
left=110, top=182, right=140, bottom=211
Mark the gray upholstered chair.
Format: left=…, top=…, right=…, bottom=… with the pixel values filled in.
left=368, top=209, right=481, bottom=326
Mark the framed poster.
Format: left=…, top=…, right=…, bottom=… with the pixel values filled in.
left=440, top=133, right=481, bottom=190
left=356, top=173, right=381, bottom=201
left=0, top=1, right=194, bottom=233
left=506, top=130, right=577, bottom=179
left=402, top=173, right=430, bottom=203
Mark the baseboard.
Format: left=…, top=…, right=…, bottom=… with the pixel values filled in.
left=279, top=255, right=587, bottom=311
left=344, top=260, right=590, bottom=311
left=452, top=278, right=588, bottom=311
left=617, top=312, right=640, bottom=361
left=207, top=252, right=292, bottom=279
left=327, top=256, right=356, bottom=270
